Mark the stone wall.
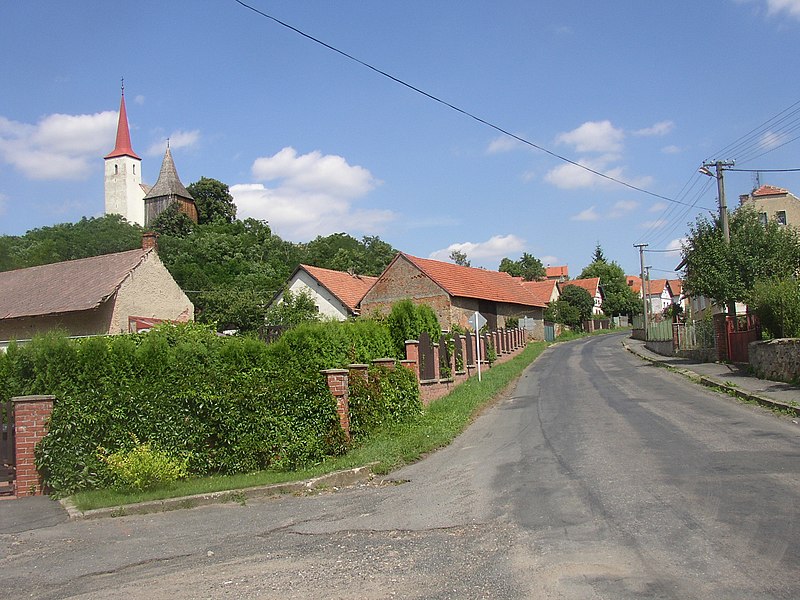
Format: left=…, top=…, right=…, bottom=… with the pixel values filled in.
left=749, top=339, right=800, bottom=383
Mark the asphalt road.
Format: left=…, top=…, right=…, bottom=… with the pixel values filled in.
left=3, top=333, right=800, bottom=599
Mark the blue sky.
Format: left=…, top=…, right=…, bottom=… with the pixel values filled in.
left=2, top=1, right=800, bottom=277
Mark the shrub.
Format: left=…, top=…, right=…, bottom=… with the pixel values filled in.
left=748, top=277, right=800, bottom=338
left=98, top=435, right=188, bottom=491
left=387, top=299, right=441, bottom=356
left=348, top=364, right=422, bottom=441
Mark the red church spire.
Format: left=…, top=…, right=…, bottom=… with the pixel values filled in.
left=105, top=82, right=140, bottom=160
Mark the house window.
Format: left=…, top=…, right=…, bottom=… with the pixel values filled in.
left=759, top=212, right=768, bottom=227
left=777, top=210, right=787, bottom=226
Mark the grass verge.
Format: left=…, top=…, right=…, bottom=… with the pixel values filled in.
left=71, top=339, right=552, bottom=511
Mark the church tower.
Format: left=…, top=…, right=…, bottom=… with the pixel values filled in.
left=143, top=143, right=198, bottom=227
left=104, top=86, right=145, bottom=226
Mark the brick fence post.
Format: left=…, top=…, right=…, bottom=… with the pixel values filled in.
left=404, top=340, right=420, bottom=380
left=321, top=370, right=350, bottom=441
left=12, top=395, right=54, bottom=497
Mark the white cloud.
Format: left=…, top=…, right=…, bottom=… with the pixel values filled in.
left=662, top=144, right=681, bottom=154
left=252, top=147, right=378, bottom=197
left=555, top=120, right=624, bottom=153
left=571, top=206, right=600, bottom=221
left=541, top=255, right=560, bottom=266
left=610, top=200, right=639, bottom=218
left=767, top=0, right=800, bottom=18
left=428, top=234, right=526, bottom=264
left=634, top=120, right=674, bottom=136
left=649, top=202, right=668, bottom=212
left=231, top=147, right=391, bottom=240
left=0, top=111, right=118, bottom=180
left=486, top=135, right=526, bottom=154
left=666, top=238, right=686, bottom=254
left=146, top=130, right=200, bottom=156
left=134, top=95, right=146, bottom=105
left=758, top=130, right=788, bottom=151
left=641, top=218, right=669, bottom=229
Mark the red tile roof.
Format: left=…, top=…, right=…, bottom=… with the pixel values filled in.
left=0, top=249, right=150, bottom=319
left=400, top=254, right=547, bottom=308
left=522, top=279, right=558, bottom=305
left=752, top=185, right=789, bottom=197
left=668, top=279, right=683, bottom=296
left=626, top=275, right=642, bottom=294
left=545, top=265, right=569, bottom=279
left=300, top=264, right=378, bottom=313
left=646, top=278, right=668, bottom=296
left=564, top=277, right=601, bottom=297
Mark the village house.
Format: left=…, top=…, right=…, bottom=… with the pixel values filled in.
left=0, top=234, right=192, bottom=347
left=360, top=253, right=548, bottom=337
left=271, top=264, right=377, bottom=321
left=739, top=184, right=800, bottom=229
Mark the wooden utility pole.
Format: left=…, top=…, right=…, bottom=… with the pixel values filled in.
left=634, top=243, right=649, bottom=336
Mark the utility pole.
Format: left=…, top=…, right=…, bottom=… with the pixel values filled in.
left=634, top=243, right=649, bottom=336
left=700, top=160, right=736, bottom=321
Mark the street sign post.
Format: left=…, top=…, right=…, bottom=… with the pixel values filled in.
left=468, top=311, right=487, bottom=381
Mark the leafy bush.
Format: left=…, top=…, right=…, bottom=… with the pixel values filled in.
left=3, top=322, right=371, bottom=495
left=348, top=364, right=422, bottom=441
left=98, top=435, right=188, bottom=491
left=748, top=277, right=800, bottom=338
left=387, top=299, right=441, bottom=356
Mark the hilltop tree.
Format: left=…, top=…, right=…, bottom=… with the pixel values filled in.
left=498, top=252, right=546, bottom=281
left=302, top=233, right=397, bottom=276
left=187, top=177, right=237, bottom=225
left=450, top=249, right=470, bottom=267
left=0, top=214, right=142, bottom=271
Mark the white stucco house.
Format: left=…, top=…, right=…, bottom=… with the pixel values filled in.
left=271, top=264, right=378, bottom=321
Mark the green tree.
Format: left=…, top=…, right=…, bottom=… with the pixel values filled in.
left=560, top=285, right=595, bottom=327
left=498, top=252, right=546, bottom=281
left=301, top=233, right=396, bottom=276
left=450, top=249, right=470, bottom=267
left=681, top=205, right=800, bottom=315
left=264, top=289, right=320, bottom=327
left=0, top=215, right=142, bottom=271
left=591, top=242, right=607, bottom=264
left=157, top=218, right=301, bottom=332
left=150, top=203, right=195, bottom=237
left=187, top=177, right=237, bottom=225
left=579, top=258, right=640, bottom=317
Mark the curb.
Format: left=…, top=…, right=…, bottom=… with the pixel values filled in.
left=60, top=464, right=377, bottom=520
left=622, top=340, right=800, bottom=417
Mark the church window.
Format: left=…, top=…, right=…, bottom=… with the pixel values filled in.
left=114, top=164, right=118, bottom=175
left=133, top=164, right=136, bottom=175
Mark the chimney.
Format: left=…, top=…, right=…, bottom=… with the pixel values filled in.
left=142, top=232, right=158, bottom=252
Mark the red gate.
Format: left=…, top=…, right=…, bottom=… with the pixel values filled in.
left=726, top=314, right=761, bottom=363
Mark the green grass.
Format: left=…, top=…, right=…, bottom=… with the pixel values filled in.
left=70, top=339, right=558, bottom=511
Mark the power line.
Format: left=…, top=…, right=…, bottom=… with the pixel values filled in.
left=232, top=0, right=694, bottom=208
left=728, top=167, right=800, bottom=173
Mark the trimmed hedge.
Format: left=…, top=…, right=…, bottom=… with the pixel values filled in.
left=0, top=320, right=410, bottom=496
left=348, top=364, right=422, bottom=441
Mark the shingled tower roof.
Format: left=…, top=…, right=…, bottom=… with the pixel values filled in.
left=143, top=146, right=193, bottom=201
